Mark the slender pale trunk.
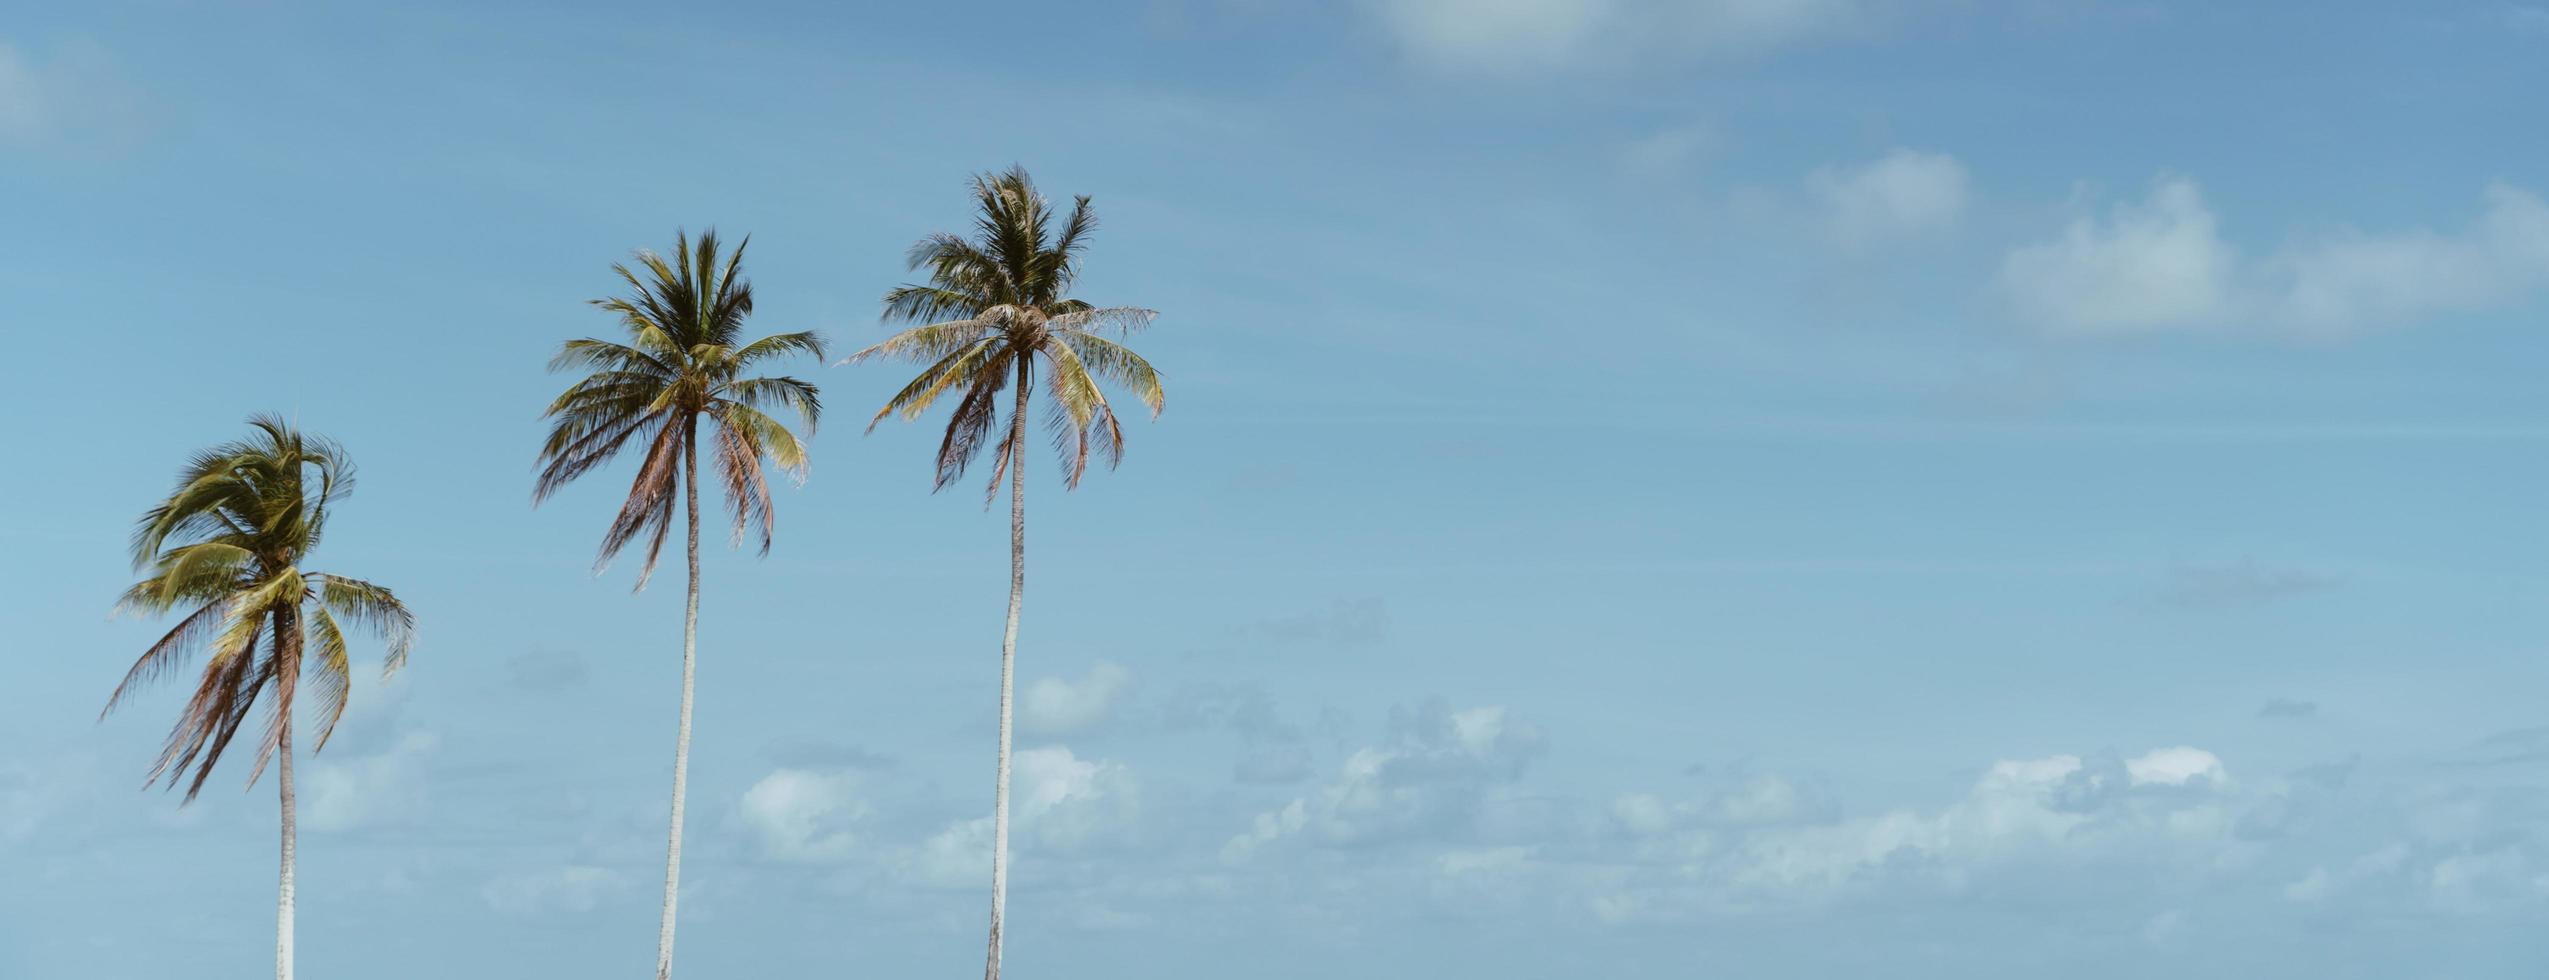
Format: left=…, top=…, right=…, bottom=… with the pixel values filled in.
left=655, top=419, right=702, bottom=980
left=984, top=364, right=1030, bottom=980
left=274, top=605, right=302, bottom=980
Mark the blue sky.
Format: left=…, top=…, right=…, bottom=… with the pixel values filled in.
left=5, top=0, right=2549, bottom=976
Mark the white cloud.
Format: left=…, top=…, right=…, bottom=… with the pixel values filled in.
left=2499, top=4, right=2549, bottom=33
left=1437, top=845, right=1533, bottom=875
left=903, top=745, right=1139, bottom=886
left=1020, top=662, right=1130, bottom=736
left=2266, top=184, right=2549, bottom=331
left=2126, top=747, right=2226, bottom=788
left=1365, top=0, right=1875, bottom=72
left=302, top=731, right=438, bottom=833
left=1014, top=745, right=1140, bottom=850
left=2002, top=176, right=2549, bottom=337
left=739, top=768, right=867, bottom=862
left=1620, top=124, right=1718, bottom=177
left=2427, top=848, right=2549, bottom=914
left=2001, top=176, right=2237, bottom=335
left=0, top=45, right=41, bottom=139
left=909, top=815, right=994, bottom=890
left=1224, top=702, right=1545, bottom=860
left=481, top=865, right=634, bottom=916
left=1366, top=0, right=1610, bottom=69
left=1610, top=774, right=1825, bottom=838
left=1619, top=748, right=2240, bottom=900
left=1807, top=148, right=1970, bottom=244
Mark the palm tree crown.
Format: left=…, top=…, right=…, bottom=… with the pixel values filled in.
left=534, top=229, right=825, bottom=584
left=105, top=414, right=415, bottom=799
left=850, top=166, right=1164, bottom=496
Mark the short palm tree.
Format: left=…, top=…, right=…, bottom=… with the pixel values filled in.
left=847, top=167, right=1165, bottom=980
left=533, top=229, right=823, bottom=980
left=103, top=414, right=416, bottom=980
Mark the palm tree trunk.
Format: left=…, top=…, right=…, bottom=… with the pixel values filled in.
left=655, top=419, right=702, bottom=980
left=274, top=605, right=301, bottom=980
left=984, top=367, right=1030, bottom=980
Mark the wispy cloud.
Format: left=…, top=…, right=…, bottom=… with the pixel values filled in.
left=2258, top=698, right=2320, bottom=720
left=2155, top=559, right=2344, bottom=610
left=1247, top=597, right=1390, bottom=646
left=2002, top=176, right=2549, bottom=337
left=1806, top=148, right=1970, bottom=246
left=739, top=768, right=868, bottom=862
left=1021, top=661, right=1133, bottom=736
left=1362, top=0, right=1882, bottom=72
left=0, top=37, right=145, bottom=154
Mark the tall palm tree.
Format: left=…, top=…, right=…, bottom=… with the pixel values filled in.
left=847, top=167, right=1165, bottom=980
left=533, top=229, right=823, bottom=980
left=103, top=414, right=417, bottom=980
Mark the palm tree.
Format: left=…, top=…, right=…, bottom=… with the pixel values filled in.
left=533, top=229, right=823, bottom=980
left=103, top=414, right=417, bottom=980
left=847, top=167, right=1165, bottom=980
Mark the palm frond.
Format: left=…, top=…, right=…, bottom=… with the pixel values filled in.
left=1053, top=331, right=1166, bottom=416
left=101, top=599, right=230, bottom=719
left=1047, top=305, right=1158, bottom=338
left=1036, top=194, right=1097, bottom=293
left=535, top=409, right=667, bottom=505
left=732, top=331, right=828, bottom=371
left=594, top=420, right=684, bottom=590
left=122, top=542, right=259, bottom=613
left=847, top=318, right=993, bottom=367
left=150, top=617, right=262, bottom=800
left=303, top=605, right=353, bottom=751
left=882, top=284, right=992, bottom=328
left=934, top=369, right=1010, bottom=494
left=721, top=377, right=822, bottom=433
left=711, top=413, right=776, bottom=553
left=315, top=574, right=417, bottom=675
left=548, top=339, right=674, bottom=378
left=864, top=340, right=1001, bottom=432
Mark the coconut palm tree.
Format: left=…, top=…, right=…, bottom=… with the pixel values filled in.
left=533, top=229, right=823, bottom=980
left=103, top=414, right=417, bottom=980
left=846, top=167, right=1165, bottom=980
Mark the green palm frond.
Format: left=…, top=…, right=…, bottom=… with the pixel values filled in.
left=882, top=284, right=990, bottom=325
left=847, top=318, right=994, bottom=365
left=732, top=331, right=829, bottom=370
left=304, top=606, right=353, bottom=751
left=1038, top=338, right=1116, bottom=485
left=865, top=340, right=1003, bottom=432
left=1052, top=331, right=1164, bottom=416
left=1048, top=305, right=1157, bottom=337
left=315, top=574, right=416, bottom=675
left=722, top=377, right=823, bottom=433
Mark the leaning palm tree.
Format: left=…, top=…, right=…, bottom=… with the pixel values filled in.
left=103, top=414, right=416, bottom=980
left=847, top=167, right=1165, bottom=980
left=533, top=229, right=822, bottom=980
